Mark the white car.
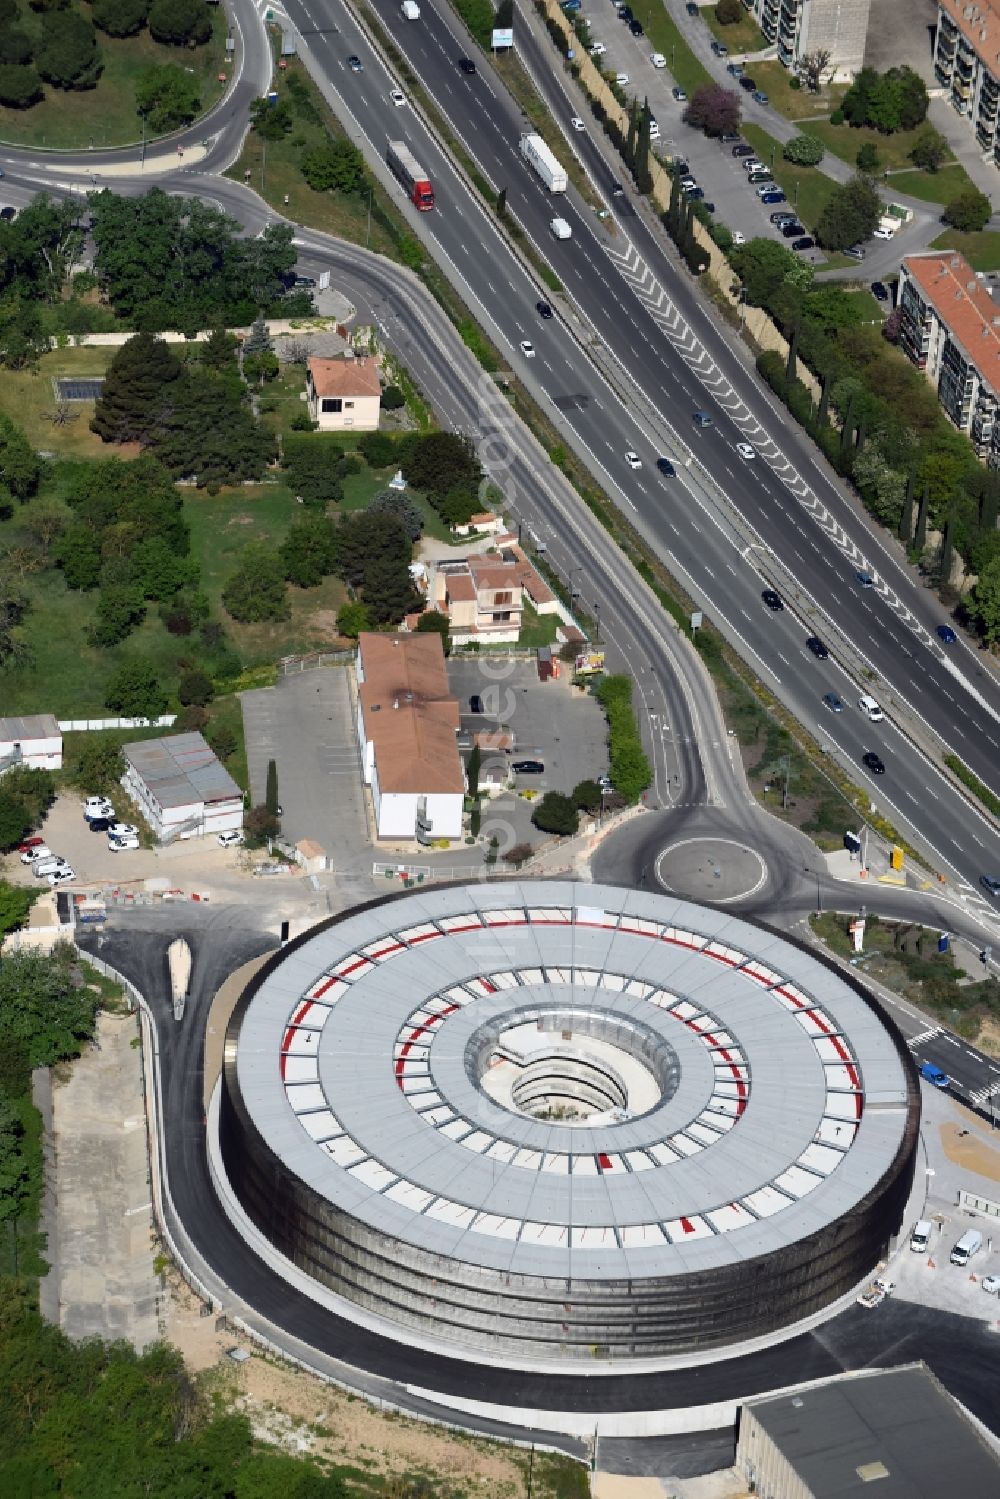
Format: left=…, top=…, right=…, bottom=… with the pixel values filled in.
left=873, top=226, right=894, bottom=240
left=519, top=340, right=536, bottom=358
left=570, top=116, right=585, bottom=132
left=84, top=796, right=113, bottom=820
left=21, top=844, right=51, bottom=865
left=982, top=1274, right=1000, bottom=1294
left=615, top=72, right=629, bottom=87
left=217, top=830, right=245, bottom=848
left=732, top=230, right=746, bottom=245
left=650, top=52, right=666, bottom=69
left=858, top=693, right=885, bottom=722
left=736, top=442, right=756, bottom=460
left=589, top=41, right=606, bottom=57
left=649, top=122, right=661, bottom=141
left=625, top=451, right=642, bottom=469
left=856, top=1277, right=895, bottom=1309
left=48, top=866, right=77, bottom=886
left=108, top=835, right=139, bottom=851
left=108, top=823, right=138, bottom=839
left=389, top=87, right=406, bottom=107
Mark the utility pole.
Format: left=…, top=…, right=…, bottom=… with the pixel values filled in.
left=261, top=136, right=267, bottom=196
left=367, top=188, right=373, bottom=248
left=140, top=112, right=146, bottom=170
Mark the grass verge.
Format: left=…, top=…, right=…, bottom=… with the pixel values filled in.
left=703, top=10, right=766, bottom=57
left=931, top=227, right=1000, bottom=270
left=943, top=754, right=1000, bottom=818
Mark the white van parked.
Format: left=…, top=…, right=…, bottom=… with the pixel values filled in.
left=910, top=1219, right=932, bottom=1253
left=950, top=1229, right=983, bottom=1266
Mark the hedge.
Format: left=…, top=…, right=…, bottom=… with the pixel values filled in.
left=593, top=675, right=653, bottom=802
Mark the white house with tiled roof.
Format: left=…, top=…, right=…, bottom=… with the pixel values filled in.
left=305, top=355, right=381, bottom=432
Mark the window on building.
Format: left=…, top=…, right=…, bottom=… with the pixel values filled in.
left=321, top=397, right=343, bottom=413
left=344, top=400, right=355, bottom=409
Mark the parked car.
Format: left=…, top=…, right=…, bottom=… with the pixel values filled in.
left=792, top=237, right=815, bottom=251
left=844, top=244, right=866, bottom=261
left=771, top=211, right=796, bottom=225
left=88, top=817, right=111, bottom=833
left=739, top=76, right=757, bottom=93
left=684, top=185, right=704, bottom=199
left=217, top=830, right=245, bottom=848
left=873, top=225, right=894, bottom=240
left=108, top=835, right=140, bottom=852
left=710, top=40, right=728, bottom=57
left=84, top=795, right=114, bottom=821
left=760, top=191, right=786, bottom=204
left=512, top=760, right=545, bottom=774
left=108, top=823, right=138, bottom=838
left=629, top=18, right=643, bottom=35
left=857, top=1278, right=895, bottom=1309
left=48, top=867, right=77, bottom=886
left=982, top=1274, right=1000, bottom=1294
left=685, top=1, right=699, bottom=12
left=732, top=143, right=755, bottom=157
left=871, top=280, right=889, bottom=301
left=17, top=835, right=45, bottom=853
left=672, top=85, right=687, bottom=101
left=21, top=844, right=51, bottom=865
left=731, top=230, right=746, bottom=245
left=726, top=62, right=744, bottom=78
left=753, top=90, right=769, bottom=104
left=781, top=223, right=806, bottom=239
left=650, top=52, right=666, bottom=68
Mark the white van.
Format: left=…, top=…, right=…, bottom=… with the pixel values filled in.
left=950, top=1229, right=983, bottom=1266
left=910, top=1219, right=932, bottom=1253
left=32, top=856, right=68, bottom=877
left=858, top=693, right=884, bottom=722
left=550, top=217, right=572, bottom=239
left=401, top=1, right=420, bottom=17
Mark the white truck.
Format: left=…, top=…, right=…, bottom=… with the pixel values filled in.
left=401, top=0, right=420, bottom=17
left=519, top=133, right=568, bottom=193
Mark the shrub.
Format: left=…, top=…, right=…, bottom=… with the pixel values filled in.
left=531, top=792, right=579, bottom=836
left=783, top=134, right=825, bottom=166
left=178, top=669, right=214, bottom=706
left=715, top=0, right=742, bottom=21
left=380, top=385, right=405, bottom=411
left=830, top=108, right=844, bottom=125
left=358, top=430, right=397, bottom=468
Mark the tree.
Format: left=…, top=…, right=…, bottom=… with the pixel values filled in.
left=714, top=0, right=741, bottom=20
left=0, top=24, right=33, bottom=64
left=68, top=736, right=124, bottom=793
left=336, top=600, right=370, bottom=638
left=90, top=332, right=181, bottom=444
left=942, top=188, right=992, bottom=233
left=968, top=555, right=1000, bottom=643
left=243, top=312, right=272, bottom=357
left=0, top=63, right=43, bottom=106
left=783, top=133, right=825, bottom=166
left=148, top=0, right=211, bottom=45
left=0, top=1092, right=30, bottom=1222
left=92, top=0, right=149, bottom=36
left=243, top=349, right=279, bottom=385
left=893, top=65, right=929, bottom=129
left=0, top=413, right=43, bottom=504
left=899, top=470, right=915, bottom=544
left=0, top=946, right=100, bottom=1071
left=149, top=369, right=276, bottom=485
left=280, top=513, right=338, bottom=587
left=265, top=758, right=279, bottom=817
left=842, top=65, right=927, bottom=133
left=284, top=444, right=345, bottom=508
left=414, top=609, right=450, bottom=654
left=299, top=139, right=366, bottom=194
left=939, top=510, right=955, bottom=585
left=731, top=238, right=811, bottom=306
left=815, top=173, right=882, bottom=252
left=914, top=484, right=929, bottom=552
left=358, top=430, right=397, bottom=467
left=882, top=306, right=903, bottom=344
left=380, top=385, right=405, bottom=411
left=178, top=669, right=214, bottom=706
left=531, top=792, right=579, bottom=836
left=800, top=49, right=831, bottom=92
left=361, top=547, right=421, bottom=626
left=466, top=743, right=481, bottom=799
left=104, top=658, right=167, bottom=717
left=909, top=126, right=947, bottom=172
left=0, top=879, right=36, bottom=938
left=201, top=325, right=237, bottom=372
left=221, top=545, right=287, bottom=624
left=21, top=501, right=67, bottom=556
left=634, top=99, right=652, bottom=194
left=856, top=141, right=880, bottom=171
left=572, top=779, right=603, bottom=812
left=244, top=804, right=279, bottom=846
left=400, top=431, right=479, bottom=496
left=368, top=488, right=424, bottom=541
left=134, top=61, right=200, bottom=131
left=0, top=791, right=31, bottom=851
left=91, top=582, right=146, bottom=646
left=206, top=721, right=237, bottom=760
left=684, top=83, right=741, bottom=138
left=35, top=9, right=102, bottom=90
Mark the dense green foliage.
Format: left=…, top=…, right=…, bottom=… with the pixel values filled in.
left=841, top=65, right=928, bottom=133
left=531, top=791, right=579, bottom=836
left=0, top=880, right=38, bottom=939
left=222, top=543, right=290, bottom=623
left=147, top=0, right=210, bottom=45
left=815, top=173, right=882, bottom=251
left=35, top=8, right=102, bottom=90
left=943, top=753, right=1000, bottom=815
left=135, top=61, right=200, bottom=130
left=593, top=676, right=652, bottom=803
left=92, top=0, right=148, bottom=35
left=331, top=512, right=420, bottom=625
left=783, top=133, right=824, bottom=166
left=942, top=188, right=992, bottom=233
left=399, top=431, right=482, bottom=526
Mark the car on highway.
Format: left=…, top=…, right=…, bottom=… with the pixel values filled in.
left=390, top=87, right=407, bottom=106
left=792, top=237, right=815, bottom=251
left=650, top=52, right=666, bottom=68
left=672, top=85, right=687, bottom=101
left=862, top=751, right=885, bottom=776
left=692, top=410, right=713, bottom=428
left=536, top=300, right=553, bottom=319
left=857, top=1278, right=895, bottom=1309
left=982, top=1274, right=1000, bottom=1295
left=736, top=442, right=755, bottom=460
left=458, top=57, right=476, bottom=74
left=856, top=570, right=875, bottom=588
left=761, top=589, right=784, bottom=611
left=823, top=692, right=844, bottom=713
left=218, top=830, right=245, bottom=848
left=858, top=693, right=884, bottom=722
left=610, top=180, right=625, bottom=196
left=920, top=1062, right=950, bottom=1088
left=710, top=40, right=729, bottom=56
left=656, top=456, right=675, bottom=475
left=979, top=874, right=1000, bottom=898
left=512, top=760, right=545, bottom=775
left=519, top=340, right=536, bottom=358
left=871, top=281, right=889, bottom=301
left=347, top=55, right=363, bottom=72
left=781, top=223, right=806, bottom=239
left=625, top=450, right=642, bottom=469
left=937, top=624, right=957, bottom=644
left=570, top=116, right=585, bottom=131
left=806, top=636, right=829, bottom=659
left=753, top=90, right=769, bottom=104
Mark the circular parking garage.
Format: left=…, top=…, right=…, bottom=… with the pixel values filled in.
left=217, top=880, right=919, bottom=1364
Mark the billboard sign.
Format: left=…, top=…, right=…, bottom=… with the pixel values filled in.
left=492, top=27, right=514, bottom=48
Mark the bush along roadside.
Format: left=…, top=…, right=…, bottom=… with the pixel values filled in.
left=592, top=675, right=653, bottom=802
left=943, top=754, right=1000, bottom=819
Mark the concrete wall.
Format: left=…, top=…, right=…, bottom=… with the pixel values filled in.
left=0, top=735, right=62, bottom=770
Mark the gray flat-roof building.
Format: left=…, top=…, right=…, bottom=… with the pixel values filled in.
left=737, top=1363, right=1000, bottom=1497
left=122, top=732, right=243, bottom=842
left=0, top=713, right=62, bottom=772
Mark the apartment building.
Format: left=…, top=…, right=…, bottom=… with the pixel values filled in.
left=744, top=0, right=872, bottom=79
left=898, top=250, right=1000, bottom=461
left=934, top=0, right=1000, bottom=160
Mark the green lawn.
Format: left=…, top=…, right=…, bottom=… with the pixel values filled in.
left=0, top=347, right=115, bottom=461
left=0, top=12, right=228, bottom=149
left=886, top=166, right=969, bottom=204
left=741, top=123, right=839, bottom=230
left=339, top=466, right=455, bottom=543
left=518, top=602, right=559, bottom=648
left=931, top=227, right=1000, bottom=270
left=749, top=61, right=847, bottom=123
left=703, top=10, right=766, bottom=57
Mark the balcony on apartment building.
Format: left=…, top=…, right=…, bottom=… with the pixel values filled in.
left=976, top=67, right=1000, bottom=145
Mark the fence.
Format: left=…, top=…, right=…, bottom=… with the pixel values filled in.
left=58, top=715, right=177, bottom=733
left=278, top=651, right=352, bottom=675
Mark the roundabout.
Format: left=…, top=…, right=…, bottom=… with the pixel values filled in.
left=654, top=837, right=769, bottom=904
left=217, top=879, right=919, bottom=1368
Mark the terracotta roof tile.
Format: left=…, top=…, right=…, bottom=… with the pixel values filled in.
left=358, top=633, right=463, bottom=794
left=941, top=0, right=1000, bottom=67
left=307, top=355, right=381, bottom=399
left=903, top=251, right=1000, bottom=392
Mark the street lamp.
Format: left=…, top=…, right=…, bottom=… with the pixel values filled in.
left=594, top=601, right=601, bottom=644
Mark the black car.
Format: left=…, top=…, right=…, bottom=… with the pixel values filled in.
left=673, top=160, right=690, bottom=176
left=862, top=752, right=885, bottom=776
left=684, top=186, right=705, bottom=199
left=536, top=300, right=553, bottom=319
left=347, top=54, right=362, bottom=72
left=470, top=694, right=484, bottom=714
left=823, top=692, right=844, bottom=713
left=720, top=133, right=741, bottom=144
left=806, top=636, right=829, bottom=659
left=0, top=206, right=16, bottom=221
left=710, top=40, right=728, bottom=57
left=692, top=410, right=713, bottom=428
left=781, top=223, right=806, bottom=239
left=656, top=456, right=675, bottom=475
left=629, top=17, right=643, bottom=34
left=513, top=760, right=545, bottom=775
left=792, top=236, right=815, bottom=251
left=761, top=589, right=784, bottom=611
left=610, top=180, right=625, bottom=197
left=686, top=1, right=698, bottom=12
left=980, top=874, right=1000, bottom=898
left=88, top=817, right=111, bottom=833
left=732, top=143, right=755, bottom=157
left=458, top=57, right=477, bottom=75
left=618, top=4, right=633, bottom=20
left=871, top=281, right=889, bottom=301
left=293, top=275, right=317, bottom=288
left=739, top=76, right=757, bottom=93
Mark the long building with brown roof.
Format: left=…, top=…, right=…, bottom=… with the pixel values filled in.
left=355, top=632, right=464, bottom=842
left=898, top=250, right=1000, bottom=460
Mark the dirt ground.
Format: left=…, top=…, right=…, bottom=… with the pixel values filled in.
left=940, top=1108, right=1000, bottom=1183
left=164, top=1273, right=533, bottom=1494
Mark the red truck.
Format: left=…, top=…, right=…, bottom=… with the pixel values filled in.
left=387, top=139, right=434, bottom=210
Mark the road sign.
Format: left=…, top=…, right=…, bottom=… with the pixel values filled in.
left=690, top=610, right=703, bottom=631
left=318, top=270, right=331, bottom=290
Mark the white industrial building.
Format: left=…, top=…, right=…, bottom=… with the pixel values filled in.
left=0, top=714, right=63, bottom=772
left=355, top=632, right=464, bottom=842
left=121, top=732, right=244, bottom=842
